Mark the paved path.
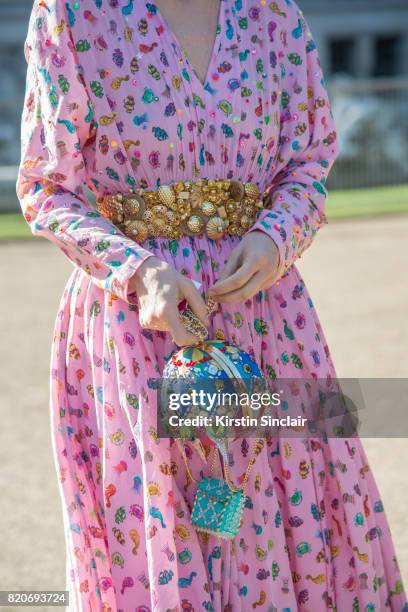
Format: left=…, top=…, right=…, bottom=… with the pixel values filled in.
left=1, top=214, right=407, bottom=608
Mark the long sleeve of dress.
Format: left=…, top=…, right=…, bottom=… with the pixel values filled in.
left=246, top=4, right=340, bottom=280
left=16, top=1, right=154, bottom=303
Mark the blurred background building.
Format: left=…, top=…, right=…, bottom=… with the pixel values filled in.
left=0, top=0, right=407, bottom=209
left=302, top=0, right=408, bottom=78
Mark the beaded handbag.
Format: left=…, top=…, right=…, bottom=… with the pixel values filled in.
left=164, top=294, right=266, bottom=539
left=179, top=438, right=264, bottom=540
left=190, top=477, right=246, bottom=539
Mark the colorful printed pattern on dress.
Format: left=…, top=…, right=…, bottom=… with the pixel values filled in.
left=16, top=0, right=407, bottom=610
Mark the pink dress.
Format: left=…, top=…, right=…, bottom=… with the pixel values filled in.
left=17, top=0, right=406, bottom=610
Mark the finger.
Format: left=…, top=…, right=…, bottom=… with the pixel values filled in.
left=214, top=270, right=266, bottom=304
left=210, top=261, right=258, bottom=297
left=217, top=246, right=241, bottom=283
left=180, top=279, right=210, bottom=326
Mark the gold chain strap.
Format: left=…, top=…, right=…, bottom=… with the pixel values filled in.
left=178, top=442, right=219, bottom=486
left=223, top=439, right=265, bottom=495
left=181, top=438, right=265, bottom=497
left=178, top=296, right=218, bottom=342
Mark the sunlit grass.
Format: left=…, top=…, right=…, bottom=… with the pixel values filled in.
left=0, top=213, right=32, bottom=240
left=328, top=184, right=408, bottom=219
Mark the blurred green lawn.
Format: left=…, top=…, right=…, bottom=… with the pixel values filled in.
left=1, top=184, right=407, bottom=240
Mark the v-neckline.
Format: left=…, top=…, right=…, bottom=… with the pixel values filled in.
left=153, top=0, right=225, bottom=90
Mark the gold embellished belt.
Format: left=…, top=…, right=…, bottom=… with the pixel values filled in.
left=96, top=178, right=271, bottom=243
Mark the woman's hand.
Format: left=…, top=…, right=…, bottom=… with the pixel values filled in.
left=209, top=231, right=280, bottom=304
left=129, top=257, right=209, bottom=346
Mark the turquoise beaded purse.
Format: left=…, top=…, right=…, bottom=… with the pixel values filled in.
left=190, top=477, right=246, bottom=539
left=177, top=437, right=264, bottom=540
